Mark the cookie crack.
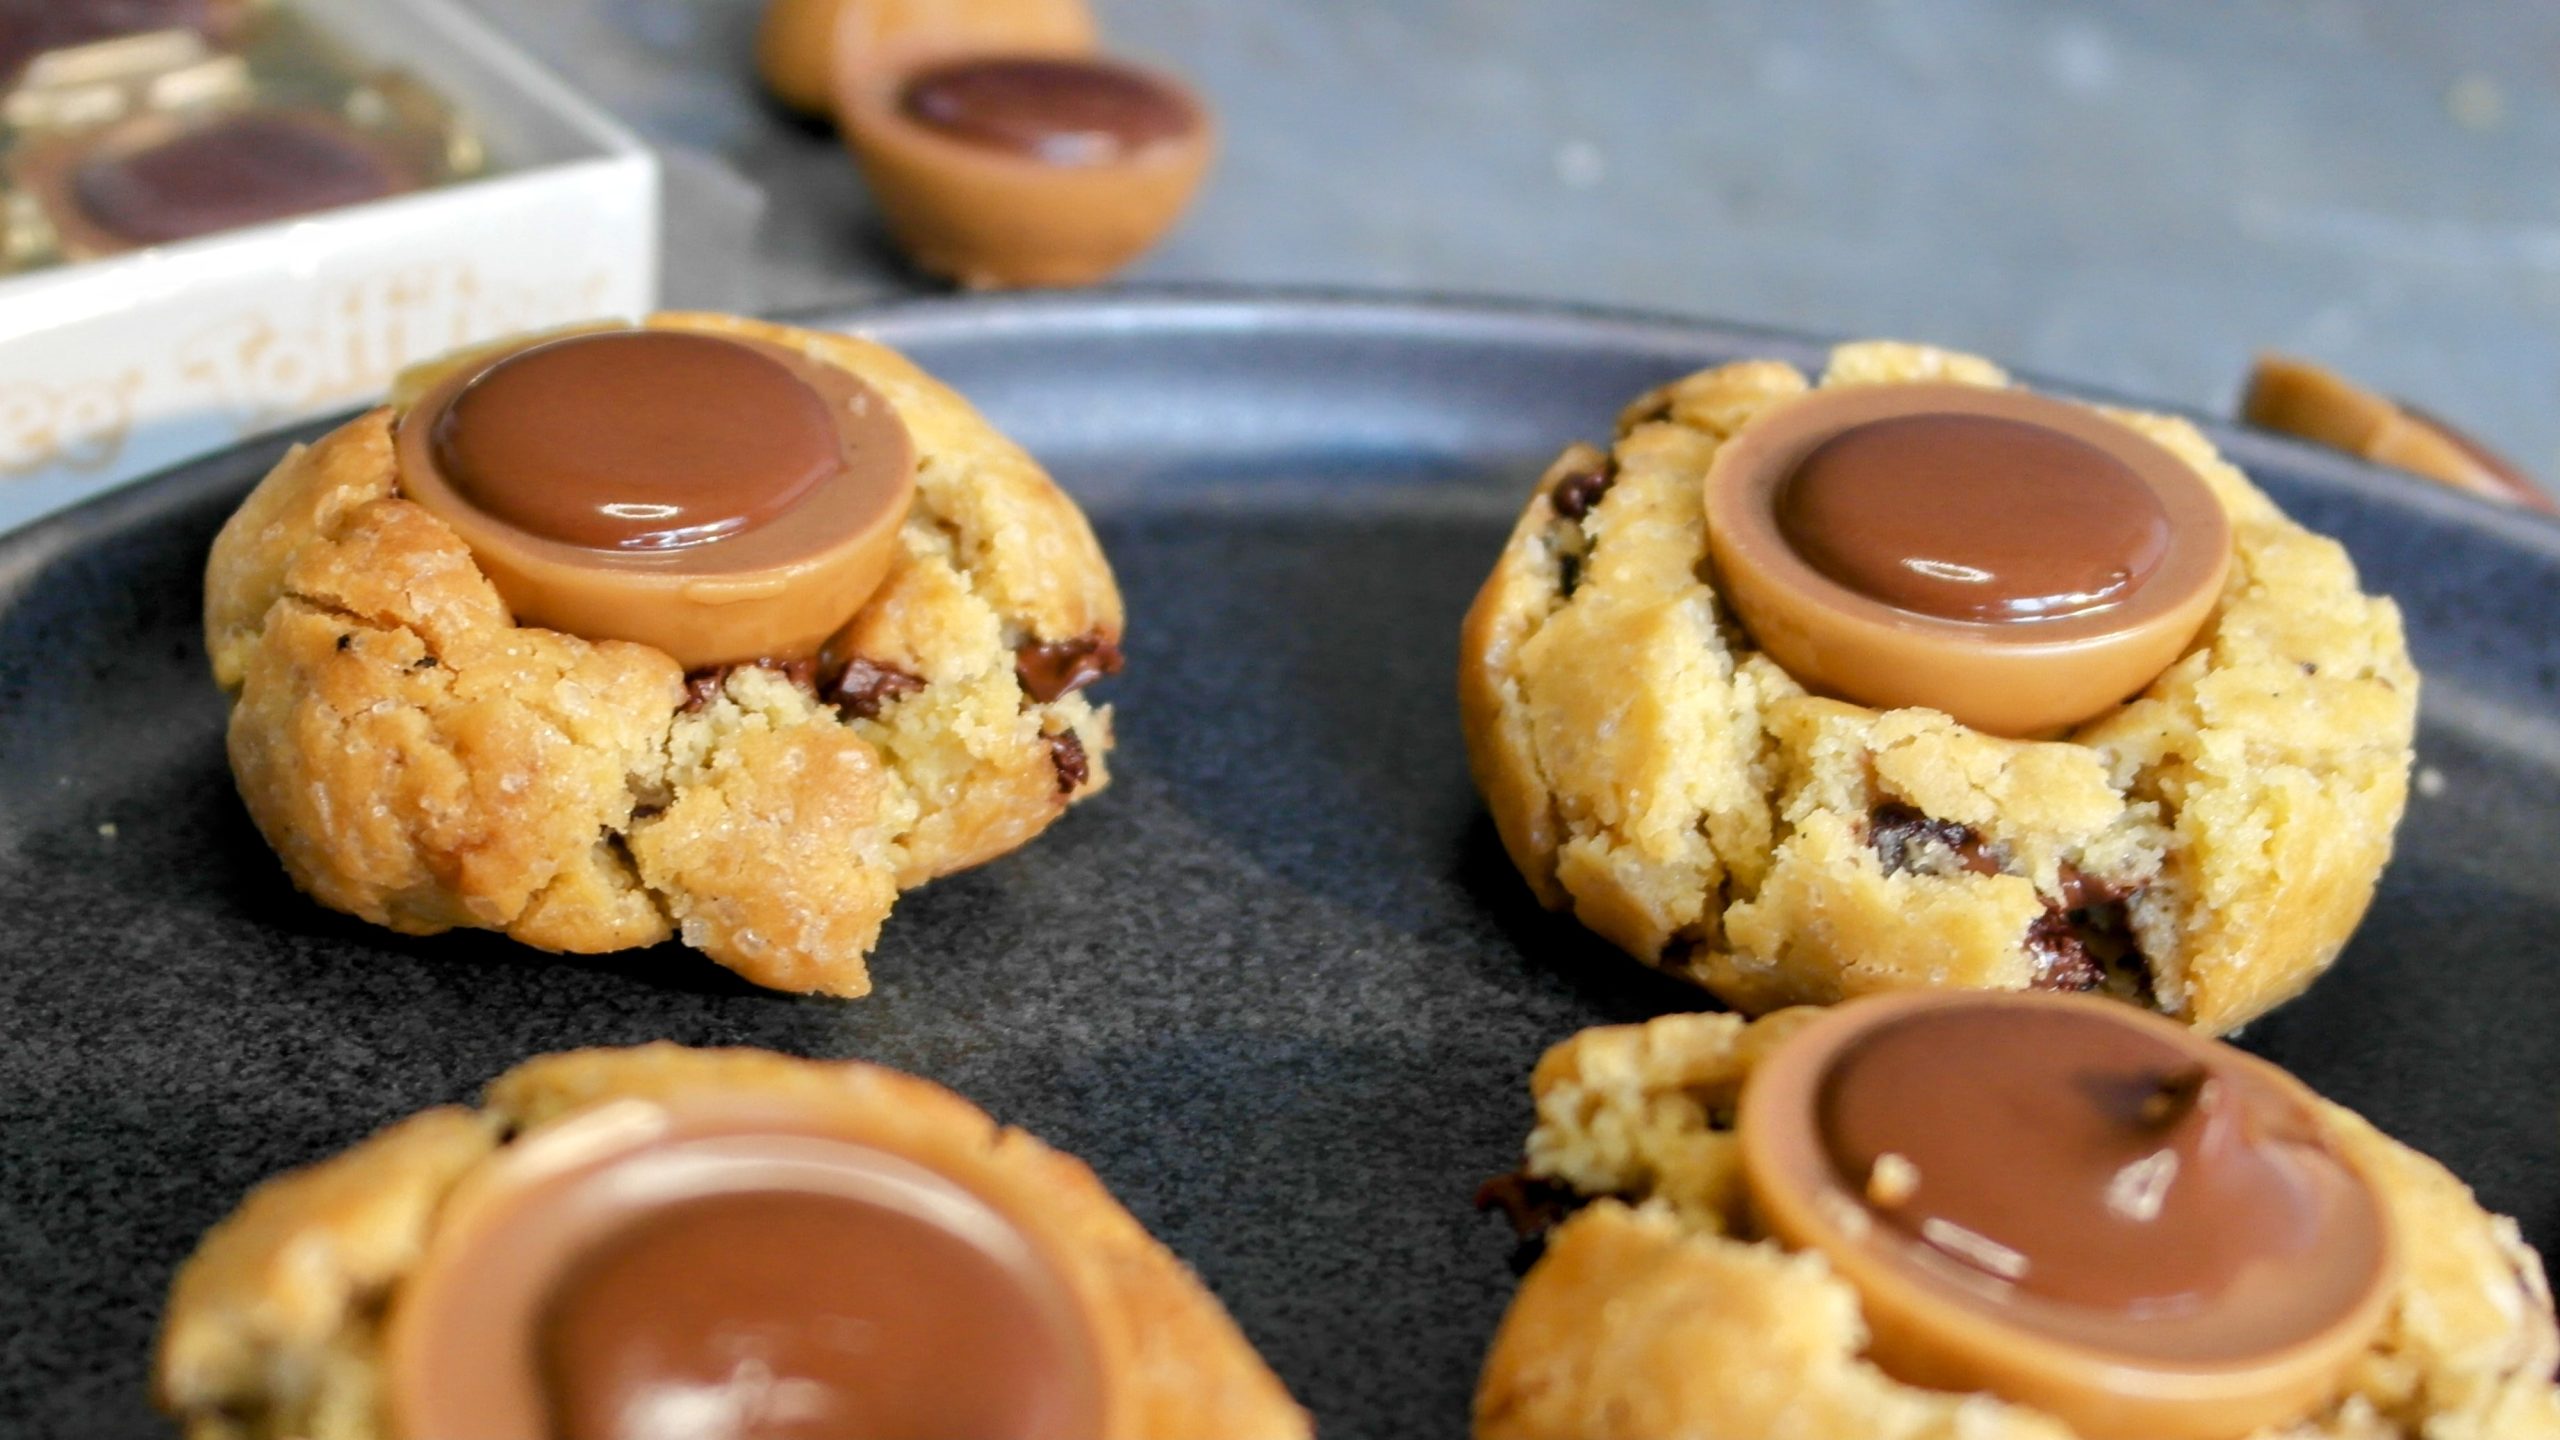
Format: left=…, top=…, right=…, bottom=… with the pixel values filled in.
left=276, top=588, right=446, bottom=668
left=600, top=830, right=675, bottom=929
left=860, top=477, right=1085, bottom=851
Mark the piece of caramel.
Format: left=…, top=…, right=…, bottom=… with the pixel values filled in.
left=395, top=327, right=917, bottom=670
left=1740, top=990, right=2395, bottom=1440
left=1704, top=383, right=2231, bottom=736
left=388, top=1099, right=1106, bottom=1440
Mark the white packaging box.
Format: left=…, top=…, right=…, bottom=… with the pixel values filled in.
left=0, top=0, right=660, bottom=533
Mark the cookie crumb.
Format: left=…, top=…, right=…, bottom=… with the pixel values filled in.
left=1866, top=1152, right=1920, bottom=1207
left=2416, top=766, right=2447, bottom=799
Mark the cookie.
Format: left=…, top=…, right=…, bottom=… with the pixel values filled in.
left=1459, top=341, right=2418, bottom=1034
left=154, top=1044, right=1311, bottom=1440
left=204, top=313, right=1124, bottom=997
left=1475, top=1003, right=2560, bottom=1440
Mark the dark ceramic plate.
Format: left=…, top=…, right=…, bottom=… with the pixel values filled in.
left=3, top=291, right=2555, bottom=1438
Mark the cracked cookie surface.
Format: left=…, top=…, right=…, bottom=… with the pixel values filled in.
left=205, top=313, right=1123, bottom=996
left=1459, top=341, right=2418, bottom=1034
left=1475, top=1013, right=2560, bottom=1440
left=154, top=1045, right=1311, bottom=1440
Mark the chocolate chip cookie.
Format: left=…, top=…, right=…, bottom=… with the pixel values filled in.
left=1476, top=1004, right=2558, bottom=1440
left=1460, top=341, right=2418, bottom=1033
left=205, top=313, right=1123, bottom=997
left=156, top=1045, right=1310, bottom=1440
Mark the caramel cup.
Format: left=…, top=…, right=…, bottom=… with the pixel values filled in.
left=756, top=0, right=1098, bottom=117
left=383, top=1095, right=1108, bottom=1439
left=1738, top=990, right=2396, bottom=1440
left=395, top=326, right=916, bottom=670
left=1703, top=383, right=2231, bottom=736
left=834, top=34, right=1213, bottom=288
left=0, top=0, right=248, bottom=90
left=2242, top=353, right=2555, bottom=513
left=11, top=105, right=419, bottom=260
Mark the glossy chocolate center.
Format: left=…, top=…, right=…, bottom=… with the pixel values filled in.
left=901, top=56, right=1196, bottom=165
left=543, top=1186, right=1094, bottom=1440
left=0, top=0, right=213, bottom=83
left=432, top=332, right=841, bottom=553
left=1817, top=1005, right=2386, bottom=1342
left=390, top=1117, right=1104, bottom=1440
left=1776, top=413, right=2172, bottom=623
left=69, top=111, right=403, bottom=246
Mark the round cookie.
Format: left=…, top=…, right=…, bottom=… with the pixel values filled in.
left=154, top=1044, right=1310, bottom=1440
left=1474, top=1008, right=2560, bottom=1440
left=204, top=312, right=1124, bottom=997
left=1459, top=340, right=2419, bottom=1034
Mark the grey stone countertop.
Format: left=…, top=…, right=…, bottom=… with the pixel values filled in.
left=463, top=0, right=2560, bottom=481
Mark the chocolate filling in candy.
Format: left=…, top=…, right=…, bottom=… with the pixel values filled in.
left=390, top=1105, right=1106, bottom=1440
left=1739, top=991, right=2394, bottom=1440
left=837, top=30, right=1215, bottom=290
left=70, top=111, right=407, bottom=246
left=541, top=1185, right=1089, bottom=1439
left=1701, top=382, right=2232, bottom=735
left=1777, top=414, right=2173, bottom=623
left=395, top=328, right=919, bottom=669
left=435, top=333, right=841, bottom=554
left=901, top=56, right=1199, bottom=166
left=1815, top=1004, right=2383, bottom=1352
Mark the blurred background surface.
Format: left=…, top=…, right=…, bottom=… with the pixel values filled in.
left=465, top=0, right=2560, bottom=474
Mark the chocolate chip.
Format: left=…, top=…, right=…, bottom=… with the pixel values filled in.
left=681, top=659, right=822, bottom=714
left=2054, top=863, right=2135, bottom=911
left=1868, top=802, right=2001, bottom=879
left=681, top=669, right=726, bottom=713
left=1550, top=460, right=1618, bottom=521
left=2025, top=884, right=2155, bottom=998
left=826, top=658, right=926, bottom=720
left=412, top=655, right=438, bottom=669
left=335, top=633, right=353, bottom=651
left=1048, top=729, right=1089, bottom=794
left=1475, top=1171, right=1586, bottom=1243
left=1016, top=632, right=1124, bottom=704
left=2025, top=906, right=2105, bottom=992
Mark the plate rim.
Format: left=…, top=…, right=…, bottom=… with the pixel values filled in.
left=8, top=283, right=2556, bottom=585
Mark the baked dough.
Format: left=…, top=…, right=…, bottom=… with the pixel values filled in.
left=155, top=1044, right=1311, bottom=1440
left=1459, top=342, right=2418, bottom=1034
left=204, top=313, right=1124, bottom=997
left=1475, top=1012, right=2560, bottom=1440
